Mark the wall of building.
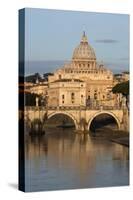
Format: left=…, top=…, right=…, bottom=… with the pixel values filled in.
left=47, top=80, right=86, bottom=107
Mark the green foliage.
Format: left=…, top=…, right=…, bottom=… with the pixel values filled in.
left=112, top=81, right=129, bottom=96
left=25, top=72, right=54, bottom=83
left=25, top=92, right=40, bottom=106
left=25, top=73, right=42, bottom=83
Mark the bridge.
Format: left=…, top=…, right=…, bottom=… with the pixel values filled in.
left=23, top=105, right=129, bottom=132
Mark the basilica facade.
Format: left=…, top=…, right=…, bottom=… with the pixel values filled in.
left=47, top=32, right=116, bottom=107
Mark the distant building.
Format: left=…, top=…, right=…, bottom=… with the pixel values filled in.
left=30, top=82, right=48, bottom=96
left=48, top=32, right=115, bottom=106
left=114, top=71, right=129, bottom=83
left=122, top=71, right=129, bottom=82
left=25, top=32, right=129, bottom=108
left=48, top=79, right=86, bottom=107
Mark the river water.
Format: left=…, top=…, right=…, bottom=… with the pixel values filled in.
left=25, top=127, right=129, bottom=192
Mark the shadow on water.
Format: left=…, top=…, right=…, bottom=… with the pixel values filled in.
left=90, top=114, right=118, bottom=134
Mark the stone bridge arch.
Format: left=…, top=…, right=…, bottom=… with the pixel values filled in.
left=87, top=111, right=121, bottom=131
left=47, top=111, right=79, bottom=130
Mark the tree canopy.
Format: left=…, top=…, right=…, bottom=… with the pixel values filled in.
left=25, top=92, right=40, bottom=106
left=112, top=81, right=129, bottom=96
left=19, top=92, right=40, bottom=106
left=25, top=73, right=42, bottom=83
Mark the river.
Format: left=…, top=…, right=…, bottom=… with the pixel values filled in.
left=25, top=127, right=129, bottom=192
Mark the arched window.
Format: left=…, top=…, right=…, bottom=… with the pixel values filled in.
left=71, top=93, right=75, bottom=99
left=81, top=94, right=84, bottom=104
left=94, top=93, right=97, bottom=100
left=59, top=74, right=62, bottom=79
left=71, top=93, right=75, bottom=103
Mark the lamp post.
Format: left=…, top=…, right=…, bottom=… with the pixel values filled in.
left=41, top=95, right=45, bottom=108
left=45, top=91, right=49, bottom=120
left=40, top=95, right=46, bottom=135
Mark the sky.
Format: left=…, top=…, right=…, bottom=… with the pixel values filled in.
left=24, top=8, right=129, bottom=75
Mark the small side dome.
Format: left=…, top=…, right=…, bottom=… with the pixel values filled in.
left=72, top=32, right=96, bottom=61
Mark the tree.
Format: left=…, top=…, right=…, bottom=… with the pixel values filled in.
left=25, top=73, right=42, bottom=83
left=112, top=81, right=129, bottom=96
left=25, top=92, right=41, bottom=106
left=112, top=81, right=129, bottom=109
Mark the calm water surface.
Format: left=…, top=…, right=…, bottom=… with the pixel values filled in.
left=25, top=128, right=129, bottom=192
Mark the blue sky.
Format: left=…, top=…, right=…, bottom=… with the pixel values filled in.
left=24, top=8, right=129, bottom=74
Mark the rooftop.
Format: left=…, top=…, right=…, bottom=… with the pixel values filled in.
left=52, top=78, right=84, bottom=83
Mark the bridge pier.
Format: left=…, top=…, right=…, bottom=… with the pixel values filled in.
left=76, top=119, right=89, bottom=133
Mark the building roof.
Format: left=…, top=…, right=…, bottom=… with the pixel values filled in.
left=122, top=71, right=129, bottom=74
left=52, top=78, right=84, bottom=83
left=72, top=32, right=96, bottom=61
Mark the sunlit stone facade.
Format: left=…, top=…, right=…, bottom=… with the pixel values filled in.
left=30, top=82, right=48, bottom=96
left=48, top=32, right=115, bottom=107
left=48, top=79, right=86, bottom=107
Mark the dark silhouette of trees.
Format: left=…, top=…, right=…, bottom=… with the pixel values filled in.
left=24, top=92, right=40, bottom=106
left=112, top=81, right=129, bottom=109
left=25, top=73, right=42, bottom=83
left=112, top=81, right=129, bottom=96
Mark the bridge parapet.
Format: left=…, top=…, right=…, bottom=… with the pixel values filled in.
left=25, top=105, right=123, bottom=111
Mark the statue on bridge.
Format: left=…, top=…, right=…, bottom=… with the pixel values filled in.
left=36, top=96, right=39, bottom=107
left=122, top=96, right=127, bottom=108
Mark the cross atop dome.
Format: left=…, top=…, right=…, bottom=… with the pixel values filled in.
left=81, top=31, right=88, bottom=44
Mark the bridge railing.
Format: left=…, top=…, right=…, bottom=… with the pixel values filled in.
left=24, top=105, right=123, bottom=111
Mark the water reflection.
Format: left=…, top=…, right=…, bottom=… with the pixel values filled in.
left=25, top=128, right=129, bottom=192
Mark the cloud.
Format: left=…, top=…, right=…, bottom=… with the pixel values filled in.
left=95, top=39, right=119, bottom=44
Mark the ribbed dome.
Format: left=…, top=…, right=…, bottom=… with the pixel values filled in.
left=72, top=32, right=96, bottom=61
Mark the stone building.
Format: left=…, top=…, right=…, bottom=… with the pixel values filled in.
left=122, top=72, right=129, bottom=82
left=48, top=32, right=115, bottom=107
left=114, top=71, right=129, bottom=84
left=25, top=32, right=128, bottom=108
left=48, top=79, right=86, bottom=107
left=30, top=82, right=48, bottom=96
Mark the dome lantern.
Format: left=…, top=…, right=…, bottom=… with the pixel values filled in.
left=81, top=31, right=88, bottom=44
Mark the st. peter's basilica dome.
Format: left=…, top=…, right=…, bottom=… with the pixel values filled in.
left=72, top=32, right=96, bottom=61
